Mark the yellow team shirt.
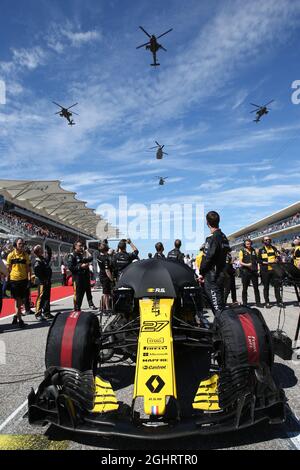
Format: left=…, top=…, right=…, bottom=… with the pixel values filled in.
left=7, top=249, right=30, bottom=281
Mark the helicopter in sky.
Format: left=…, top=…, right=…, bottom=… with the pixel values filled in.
left=53, top=102, right=79, bottom=126
left=136, top=26, right=173, bottom=66
left=156, top=176, right=168, bottom=186
left=250, top=100, right=274, bottom=123
left=150, top=141, right=169, bottom=159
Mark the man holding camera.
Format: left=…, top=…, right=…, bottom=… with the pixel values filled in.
left=112, top=239, right=139, bottom=280
left=239, top=239, right=261, bottom=306
left=258, top=237, right=283, bottom=308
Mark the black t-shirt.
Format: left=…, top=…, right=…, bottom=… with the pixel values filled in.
left=167, top=248, right=184, bottom=263
left=97, top=253, right=111, bottom=281
left=153, top=252, right=166, bottom=260
left=112, top=250, right=139, bottom=276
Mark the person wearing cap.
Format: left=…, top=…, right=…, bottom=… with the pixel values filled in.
left=258, top=237, right=282, bottom=308
left=112, top=239, right=139, bottom=280
left=293, top=238, right=300, bottom=269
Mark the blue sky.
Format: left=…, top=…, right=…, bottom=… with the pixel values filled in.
left=1, top=0, right=300, bottom=256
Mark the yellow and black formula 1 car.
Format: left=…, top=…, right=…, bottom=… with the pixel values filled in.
left=28, top=259, right=286, bottom=440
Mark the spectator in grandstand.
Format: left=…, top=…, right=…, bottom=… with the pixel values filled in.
left=6, top=238, right=31, bottom=327
left=293, top=238, right=300, bottom=269
left=61, top=260, right=67, bottom=286
left=258, top=237, right=283, bottom=308
left=153, top=242, right=166, bottom=260
left=67, top=241, right=97, bottom=311
left=97, top=242, right=113, bottom=313
left=33, top=245, right=54, bottom=320
left=167, top=239, right=185, bottom=263
left=239, top=239, right=261, bottom=306
left=112, top=239, right=139, bottom=280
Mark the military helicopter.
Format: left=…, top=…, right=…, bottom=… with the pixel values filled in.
left=156, top=176, right=168, bottom=186
left=150, top=141, right=169, bottom=159
left=53, top=101, right=79, bottom=126
left=136, top=26, right=173, bottom=66
left=250, top=100, right=274, bottom=123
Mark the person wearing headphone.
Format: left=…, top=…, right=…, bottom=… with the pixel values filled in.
left=239, top=239, right=261, bottom=306
left=67, top=240, right=97, bottom=311
left=112, top=239, right=139, bottom=280
left=258, top=237, right=283, bottom=308
left=6, top=238, right=31, bottom=327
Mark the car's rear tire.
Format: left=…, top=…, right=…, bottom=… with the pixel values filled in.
left=45, top=311, right=100, bottom=372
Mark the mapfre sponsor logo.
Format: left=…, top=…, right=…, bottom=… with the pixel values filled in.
left=147, top=337, right=164, bottom=344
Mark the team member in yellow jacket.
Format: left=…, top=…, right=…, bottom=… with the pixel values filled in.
left=258, top=237, right=282, bottom=308
left=239, top=239, right=261, bottom=306
left=6, top=238, right=31, bottom=327
left=293, top=239, right=300, bottom=269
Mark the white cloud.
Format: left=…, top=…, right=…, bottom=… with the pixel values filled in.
left=11, top=47, right=45, bottom=70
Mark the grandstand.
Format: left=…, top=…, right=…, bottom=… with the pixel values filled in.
left=0, top=180, right=120, bottom=279
left=228, top=201, right=300, bottom=251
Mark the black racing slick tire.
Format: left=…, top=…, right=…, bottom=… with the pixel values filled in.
left=45, top=311, right=100, bottom=372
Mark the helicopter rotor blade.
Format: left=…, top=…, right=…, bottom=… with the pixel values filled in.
left=136, top=41, right=150, bottom=49
left=156, top=28, right=173, bottom=39
left=67, top=103, right=78, bottom=110
left=159, top=45, right=167, bottom=52
left=163, top=152, right=168, bottom=155
left=149, top=146, right=158, bottom=149
left=155, top=141, right=160, bottom=146
left=139, top=26, right=151, bottom=38
left=263, top=99, right=274, bottom=107
left=55, top=111, right=61, bottom=115
left=250, top=103, right=261, bottom=108
left=161, top=145, right=165, bottom=149
left=52, top=101, right=64, bottom=109
left=71, top=111, right=79, bottom=116
left=250, top=109, right=258, bottom=113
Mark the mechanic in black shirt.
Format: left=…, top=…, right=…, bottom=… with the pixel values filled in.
left=154, top=242, right=166, bottom=260
left=97, top=242, right=113, bottom=313
left=199, top=211, right=230, bottom=315
left=167, top=239, right=185, bottom=263
left=33, top=244, right=54, bottom=320
left=67, top=241, right=97, bottom=311
left=112, top=239, right=139, bottom=280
